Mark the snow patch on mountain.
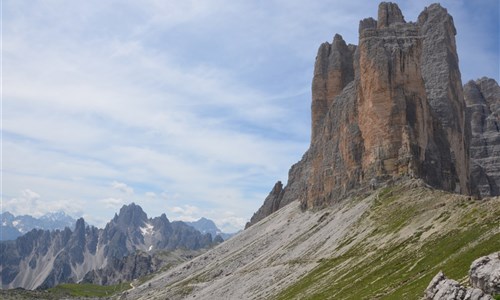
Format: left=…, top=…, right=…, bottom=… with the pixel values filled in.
left=140, top=223, right=154, bottom=236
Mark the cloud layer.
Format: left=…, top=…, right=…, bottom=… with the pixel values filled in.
left=2, top=0, right=498, bottom=232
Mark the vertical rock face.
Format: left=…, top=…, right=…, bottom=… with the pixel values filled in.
left=306, top=80, right=362, bottom=208
left=246, top=2, right=487, bottom=227
left=311, top=34, right=356, bottom=141
left=418, top=4, right=469, bottom=194
left=301, top=2, right=469, bottom=210
left=357, top=10, right=431, bottom=187
left=465, top=78, right=500, bottom=197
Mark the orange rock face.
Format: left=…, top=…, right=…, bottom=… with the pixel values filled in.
left=302, top=2, right=469, bottom=209
left=247, top=2, right=477, bottom=227
left=311, top=34, right=355, bottom=141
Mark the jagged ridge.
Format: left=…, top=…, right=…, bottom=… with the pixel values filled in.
left=0, top=203, right=218, bottom=289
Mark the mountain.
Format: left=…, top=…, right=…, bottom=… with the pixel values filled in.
left=246, top=2, right=500, bottom=229
left=117, top=3, right=499, bottom=299
left=2, top=2, right=498, bottom=299
left=185, top=218, right=235, bottom=241
left=0, top=211, right=76, bottom=241
left=0, top=203, right=219, bottom=289
left=122, top=182, right=500, bottom=299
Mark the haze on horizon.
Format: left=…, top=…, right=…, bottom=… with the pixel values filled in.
left=2, top=0, right=499, bottom=232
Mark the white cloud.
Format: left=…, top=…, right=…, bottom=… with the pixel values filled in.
left=111, top=181, right=134, bottom=195
left=2, top=0, right=497, bottom=231
left=100, top=198, right=125, bottom=209
left=3, top=189, right=84, bottom=219
left=4, top=189, right=42, bottom=217
left=168, top=205, right=200, bottom=217
left=215, top=216, right=247, bottom=233
left=21, top=189, right=40, bottom=202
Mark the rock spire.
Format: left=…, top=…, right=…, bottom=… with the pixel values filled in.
left=246, top=2, right=499, bottom=227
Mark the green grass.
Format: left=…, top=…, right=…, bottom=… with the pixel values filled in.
left=276, top=228, right=499, bottom=300
left=48, top=282, right=131, bottom=298
left=274, top=186, right=500, bottom=300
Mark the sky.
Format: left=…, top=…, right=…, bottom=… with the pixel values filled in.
left=2, top=0, right=499, bottom=232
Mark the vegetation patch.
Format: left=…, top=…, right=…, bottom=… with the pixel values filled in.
left=274, top=187, right=500, bottom=300
left=48, top=282, right=131, bottom=298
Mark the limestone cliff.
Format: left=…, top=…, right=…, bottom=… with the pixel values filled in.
left=247, top=2, right=481, bottom=227
left=465, top=78, right=500, bottom=197
left=311, top=34, right=356, bottom=141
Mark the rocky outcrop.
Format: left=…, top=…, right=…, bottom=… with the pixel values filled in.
left=425, top=272, right=492, bottom=300
left=469, top=252, right=500, bottom=295
left=0, top=203, right=216, bottom=289
left=245, top=181, right=284, bottom=228
left=247, top=2, right=474, bottom=227
left=425, top=252, right=500, bottom=300
left=465, top=78, right=500, bottom=197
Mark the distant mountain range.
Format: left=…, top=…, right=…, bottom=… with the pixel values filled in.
left=0, top=203, right=225, bottom=289
left=185, top=217, right=236, bottom=240
left=1, top=211, right=234, bottom=242
left=1, top=211, right=77, bottom=241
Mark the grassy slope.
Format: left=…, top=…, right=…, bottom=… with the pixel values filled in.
left=0, top=282, right=131, bottom=299
left=275, top=184, right=500, bottom=300
left=48, top=282, right=131, bottom=298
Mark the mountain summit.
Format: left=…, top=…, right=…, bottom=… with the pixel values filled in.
left=247, top=2, right=500, bottom=228
left=185, top=217, right=234, bottom=241
left=119, top=5, right=499, bottom=299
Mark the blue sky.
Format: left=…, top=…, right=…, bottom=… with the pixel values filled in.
left=2, top=0, right=499, bottom=232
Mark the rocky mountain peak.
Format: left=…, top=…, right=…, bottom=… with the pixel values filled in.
left=40, top=211, right=74, bottom=223
left=311, top=33, right=355, bottom=141
left=114, top=202, right=148, bottom=227
left=418, top=3, right=456, bottom=36
left=359, top=17, right=377, bottom=34
left=2, top=211, right=14, bottom=219
left=74, top=218, right=85, bottom=235
left=246, top=2, right=500, bottom=228
left=377, top=2, right=405, bottom=29
left=305, top=1, right=469, bottom=210
left=157, top=213, right=170, bottom=224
